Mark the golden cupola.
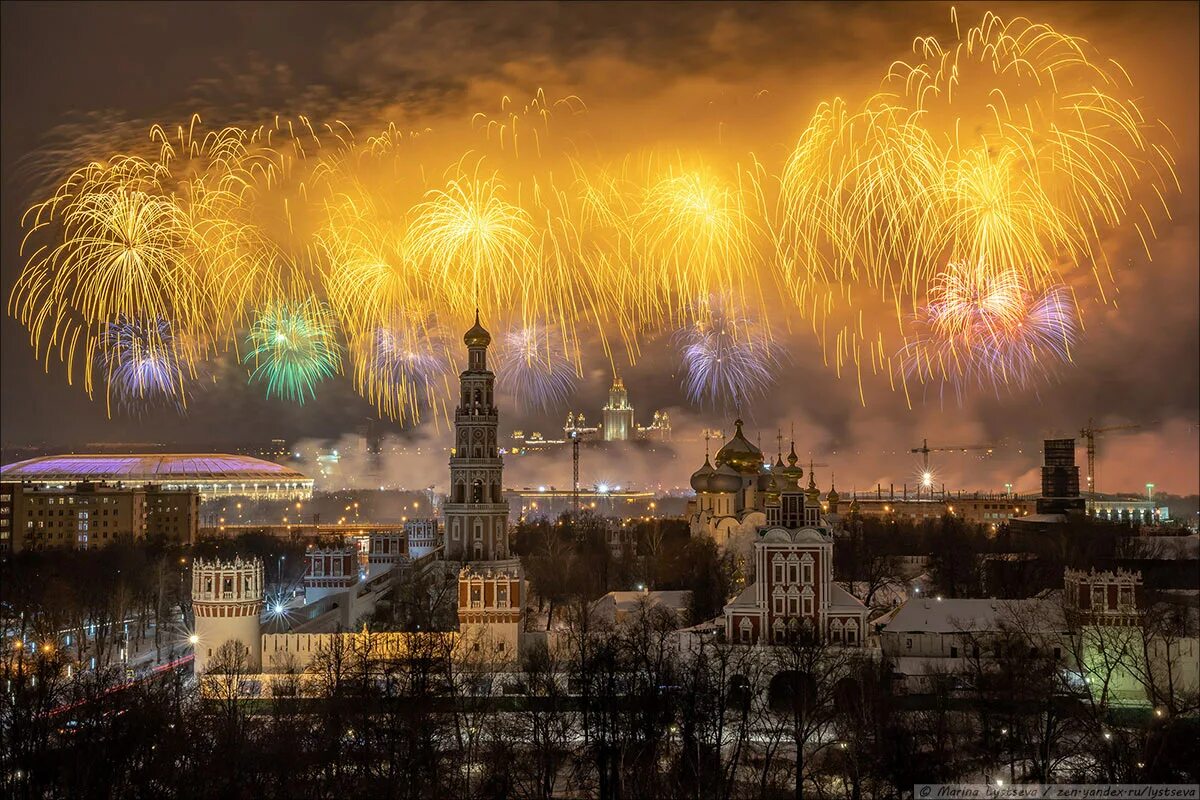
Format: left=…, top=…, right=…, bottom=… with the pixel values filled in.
left=714, top=419, right=764, bottom=475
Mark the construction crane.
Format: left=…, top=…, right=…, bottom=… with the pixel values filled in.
left=1079, top=419, right=1141, bottom=512
left=910, top=439, right=994, bottom=496
left=569, top=430, right=580, bottom=519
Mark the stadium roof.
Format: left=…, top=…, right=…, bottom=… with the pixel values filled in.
left=0, top=454, right=312, bottom=499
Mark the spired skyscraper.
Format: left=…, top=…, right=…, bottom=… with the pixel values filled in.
left=602, top=374, right=634, bottom=441
left=444, top=312, right=510, bottom=561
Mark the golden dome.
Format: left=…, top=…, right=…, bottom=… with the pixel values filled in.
left=463, top=309, right=492, bottom=348
left=714, top=419, right=764, bottom=475
left=778, top=441, right=804, bottom=487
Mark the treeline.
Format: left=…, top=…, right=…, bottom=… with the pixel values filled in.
left=4, top=602, right=1197, bottom=800
left=0, top=534, right=309, bottom=669
left=513, top=512, right=737, bottom=628
left=836, top=513, right=1140, bottom=606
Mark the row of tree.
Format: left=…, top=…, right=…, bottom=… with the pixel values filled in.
left=4, top=597, right=1196, bottom=800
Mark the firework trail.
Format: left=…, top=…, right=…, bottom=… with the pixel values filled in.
left=100, top=317, right=189, bottom=416
left=675, top=298, right=783, bottom=411
left=5, top=12, right=1177, bottom=418
left=493, top=324, right=579, bottom=413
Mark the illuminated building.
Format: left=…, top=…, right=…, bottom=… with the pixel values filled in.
left=0, top=453, right=312, bottom=500
left=192, top=557, right=264, bottom=674
left=304, top=545, right=360, bottom=603
left=635, top=410, right=672, bottom=443
left=601, top=374, right=635, bottom=441
left=724, top=478, right=867, bottom=646
left=688, top=420, right=818, bottom=551
left=457, top=562, right=524, bottom=658
left=367, top=531, right=405, bottom=578
left=507, top=486, right=657, bottom=521
left=1, top=480, right=199, bottom=553
left=562, top=412, right=599, bottom=442
left=445, top=313, right=509, bottom=562
left=404, top=518, right=439, bottom=560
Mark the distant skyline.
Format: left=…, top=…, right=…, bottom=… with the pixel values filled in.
left=2, top=2, right=1197, bottom=496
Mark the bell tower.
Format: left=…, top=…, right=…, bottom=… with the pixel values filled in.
left=445, top=311, right=509, bottom=562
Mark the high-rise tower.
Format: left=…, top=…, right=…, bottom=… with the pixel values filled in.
left=445, top=312, right=509, bottom=561
left=602, top=374, right=634, bottom=441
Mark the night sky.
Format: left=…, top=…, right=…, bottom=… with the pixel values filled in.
left=2, top=2, right=1197, bottom=495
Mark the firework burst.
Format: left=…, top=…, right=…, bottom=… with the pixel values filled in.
left=493, top=324, right=578, bottom=413
left=244, top=298, right=341, bottom=404
left=675, top=298, right=783, bottom=411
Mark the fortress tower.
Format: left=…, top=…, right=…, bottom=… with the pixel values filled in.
left=444, top=312, right=509, bottom=561
left=191, top=557, right=264, bottom=674
left=304, top=545, right=359, bottom=603
left=457, top=561, right=524, bottom=658
left=367, top=531, right=405, bottom=579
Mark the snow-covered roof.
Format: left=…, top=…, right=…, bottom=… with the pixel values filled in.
left=591, top=590, right=692, bottom=622
left=828, top=583, right=868, bottom=613
left=882, top=596, right=1067, bottom=634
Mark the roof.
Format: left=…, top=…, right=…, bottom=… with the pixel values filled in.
left=882, top=596, right=1067, bottom=635
left=1, top=454, right=310, bottom=483
left=828, top=583, right=869, bottom=613
left=725, top=584, right=758, bottom=609
left=592, top=590, right=692, bottom=622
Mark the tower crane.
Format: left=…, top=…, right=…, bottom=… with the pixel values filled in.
left=910, top=439, right=994, bottom=496
left=1079, top=419, right=1141, bottom=512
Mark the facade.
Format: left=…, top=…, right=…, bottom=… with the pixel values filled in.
left=367, top=530, right=406, bottom=578
left=1, top=480, right=198, bottom=553
left=145, top=485, right=200, bottom=544
left=723, top=476, right=868, bottom=646
left=0, top=453, right=312, bottom=500
left=1037, top=438, right=1086, bottom=514
left=848, top=493, right=1034, bottom=529
left=304, top=545, right=360, bottom=603
left=635, top=410, right=672, bottom=442
left=457, top=561, right=524, bottom=658
left=192, top=557, right=265, bottom=674
left=1064, top=567, right=1142, bottom=626
left=601, top=375, right=635, bottom=442
left=444, top=313, right=510, bottom=562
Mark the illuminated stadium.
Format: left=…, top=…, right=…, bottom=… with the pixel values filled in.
left=0, top=454, right=313, bottom=500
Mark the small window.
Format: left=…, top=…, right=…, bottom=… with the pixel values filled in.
left=950, top=646, right=958, bottom=658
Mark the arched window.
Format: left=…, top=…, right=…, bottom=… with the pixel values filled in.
left=844, top=619, right=858, bottom=644
left=472, top=480, right=484, bottom=504
left=739, top=617, right=753, bottom=644
left=830, top=619, right=844, bottom=642
left=772, top=618, right=786, bottom=643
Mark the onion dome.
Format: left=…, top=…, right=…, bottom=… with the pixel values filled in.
left=848, top=493, right=861, bottom=514
left=714, top=419, right=764, bottom=475
left=805, top=461, right=821, bottom=506
left=756, top=465, right=776, bottom=493
left=690, top=457, right=715, bottom=493
left=827, top=478, right=840, bottom=506
left=463, top=309, right=492, bottom=348
left=708, top=462, right=743, bottom=494
left=778, top=441, right=804, bottom=488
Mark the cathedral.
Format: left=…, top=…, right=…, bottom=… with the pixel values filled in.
left=687, top=420, right=829, bottom=551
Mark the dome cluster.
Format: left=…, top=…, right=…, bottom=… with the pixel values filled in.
left=690, top=419, right=804, bottom=496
